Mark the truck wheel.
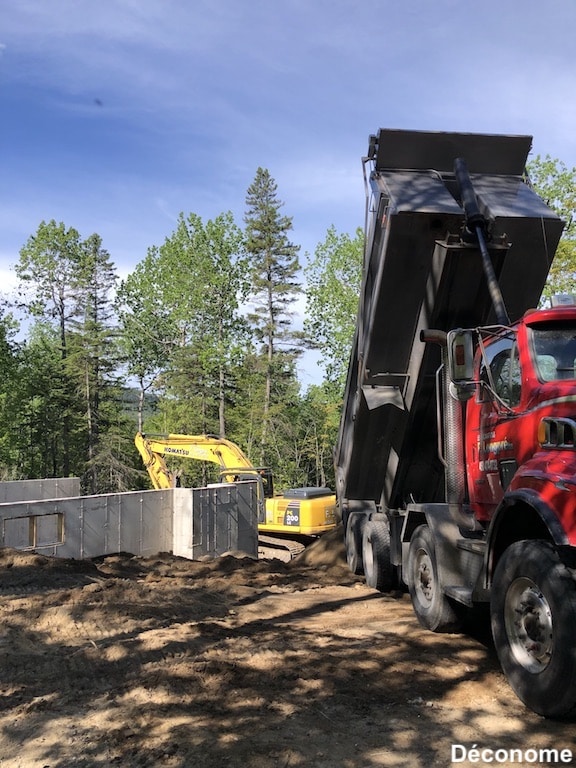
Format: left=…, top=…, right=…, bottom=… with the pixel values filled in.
left=490, top=540, right=576, bottom=718
left=407, top=525, right=460, bottom=633
left=345, top=511, right=366, bottom=575
left=362, top=517, right=395, bottom=591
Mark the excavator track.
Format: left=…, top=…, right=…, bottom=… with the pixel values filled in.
left=257, top=534, right=310, bottom=562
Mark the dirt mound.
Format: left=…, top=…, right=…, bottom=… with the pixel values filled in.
left=0, top=545, right=102, bottom=594
left=290, top=523, right=348, bottom=572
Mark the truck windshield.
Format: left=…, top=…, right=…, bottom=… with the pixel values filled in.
left=530, top=324, right=576, bottom=381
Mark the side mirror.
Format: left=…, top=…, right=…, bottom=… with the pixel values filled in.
left=447, top=329, right=475, bottom=401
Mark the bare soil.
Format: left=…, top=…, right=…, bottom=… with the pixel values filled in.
left=1, top=526, right=575, bottom=768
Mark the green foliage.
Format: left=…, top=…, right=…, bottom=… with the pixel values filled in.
left=118, top=211, right=250, bottom=438
left=244, top=168, right=302, bottom=355
left=527, top=156, right=576, bottom=303
left=527, top=156, right=575, bottom=236
left=0, top=211, right=363, bottom=499
left=304, top=225, right=363, bottom=388
left=16, top=220, right=83, bottom=325
left=67, top=234, right=123, bottom=493
left=115, top=246, right=175, bottom=431
left=0, top=310, right=22, bottom=478
left=540, top=240, right=576, bottom=305
left=297, top=383, right=342, bottom=489
left=11, top=323, right=82, bottom=478
left=13, top=222, right=137, bottom=492
left=2, top=209, right=360, bottom=498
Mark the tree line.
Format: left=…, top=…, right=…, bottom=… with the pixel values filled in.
left=0, top=168, right=363, bottom=494
left=0, top=157, right=573, bottom=495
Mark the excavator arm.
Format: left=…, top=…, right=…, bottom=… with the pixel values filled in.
left=134, top=432, right=176, bottom=489
left=134, top=432, right=274, bottom=496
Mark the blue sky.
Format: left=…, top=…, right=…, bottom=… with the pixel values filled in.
left=1, top=0, right=576, bottom=386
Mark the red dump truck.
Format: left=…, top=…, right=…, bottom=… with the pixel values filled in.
left=335, top=128, right=576, bottom=717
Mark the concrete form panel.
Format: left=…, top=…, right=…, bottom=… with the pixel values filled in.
left=3, top=516, right=30, bottom=549
left=172, top=488, right=194, bottom=560
left=0, top=478, right=80, bottom=503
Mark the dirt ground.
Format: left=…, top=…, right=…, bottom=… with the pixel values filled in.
left=1, top=527, right=575, bottom=768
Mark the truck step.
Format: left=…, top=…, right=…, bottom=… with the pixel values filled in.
left=443, top=585, right=474, bottom=607
left=456, top=538, right=486, bottom=556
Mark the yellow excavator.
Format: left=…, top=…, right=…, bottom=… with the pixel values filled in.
left=134, top=432, right=337, bottom=559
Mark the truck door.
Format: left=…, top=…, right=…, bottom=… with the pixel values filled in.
left=466, top=333, right=522, bottom=521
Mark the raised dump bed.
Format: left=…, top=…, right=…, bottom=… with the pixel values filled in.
left=335, top=129, right=564, bottom=512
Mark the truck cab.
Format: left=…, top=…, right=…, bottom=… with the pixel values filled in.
left=464, top=303, right=576, bottom=541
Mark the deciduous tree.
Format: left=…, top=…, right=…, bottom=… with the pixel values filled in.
left=117, top=211, right=249, bottom=441
left=304, top=226, right=363, bottom=389
left=527, top=155, right=576, bottom=304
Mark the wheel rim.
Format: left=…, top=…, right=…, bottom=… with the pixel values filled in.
left=414, top=547, right=434, bottom=607
left=346, top=540, right=357, bottom=570
left=346, top=517, right=361, bottom=571
left=504, top=577, right=553, bottom=673
left=364, top=535, right=374, bottom=573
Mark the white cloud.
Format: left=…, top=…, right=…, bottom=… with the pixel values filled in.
left=0, top=263, right=18, bottom=293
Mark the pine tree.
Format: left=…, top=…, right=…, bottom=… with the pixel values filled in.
left=16, top=221, right=86, bottom=476
left=244, top=168, right=301, bottom=463
left=68, top=233, right=125, bottom=494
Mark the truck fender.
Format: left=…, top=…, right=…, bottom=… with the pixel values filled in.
left=398, top=506, right=427, bottom=586
left=485, top=488, right=569, bottom=588
left=400, top=507, right=427, bottom=546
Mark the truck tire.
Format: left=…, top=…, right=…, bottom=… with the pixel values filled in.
left=345, top=511, right=367, bottom=575
left=362, top=516, right=395, bottom=591
left=407, top=525, right=460, bottom=633
left=490, top=540, right=576, bottom=718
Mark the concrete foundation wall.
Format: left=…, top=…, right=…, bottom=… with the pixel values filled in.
left=0, top=481, right=258, bottom=560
